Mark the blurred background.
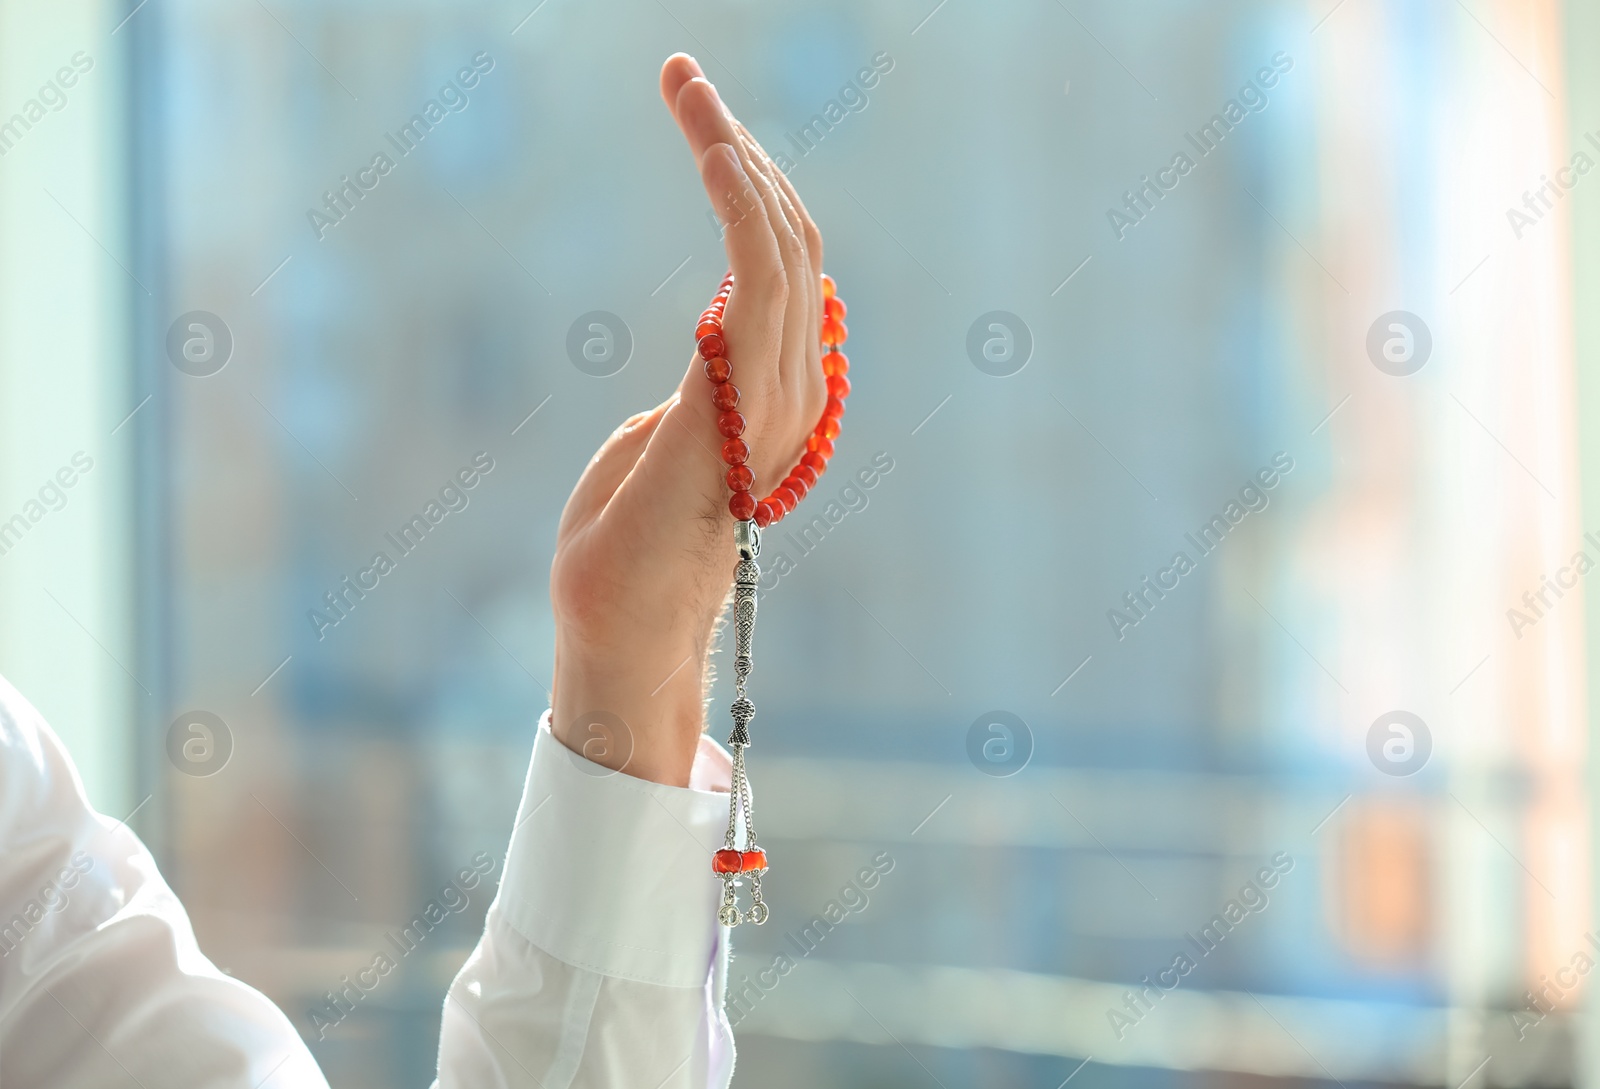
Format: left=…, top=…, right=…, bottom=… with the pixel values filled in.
left=1, top=0, right=1596, bottom=1085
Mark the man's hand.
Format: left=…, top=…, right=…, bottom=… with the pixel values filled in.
left=547, top=54, right=828, bottom=786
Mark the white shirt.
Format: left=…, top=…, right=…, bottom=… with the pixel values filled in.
left=0, top=675, right=737, bottom=1087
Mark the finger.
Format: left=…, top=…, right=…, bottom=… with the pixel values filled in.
left=734, top=120, right=823, bottom=367
left=738, top=121, right=823, bottom=286
left=674, top=81, right=801, bottom=307
left=658, top=52, right=703, bottom=124
left=698, top=138, right=782, bottom=307
left=677, top=85, right=796, bottom=270
left=663, top=70, right=803, bottom=301
left=678, top=79, right=787, bottom=342
left=674, top=80, right=787, bottom=262
left=680, top=92, right=807, bottom=403
left=672, top=76, right=742, bottom=166
left=558, top=400, right=671, bottom=533
left=731, top=123, right=819, bottom=397
left=691, top=143, right=790, bottom=418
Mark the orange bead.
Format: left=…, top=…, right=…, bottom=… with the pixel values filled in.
left=800, top=451, right=826, bottom=475
left=697, top=332, right=726, bottom=360
left=754, top=500, right=778, bottom=527
left=772, top=485, right=797, bottom=513
left=729, top=491, right=756, bottom=520
left=818, top=416, right=841, bottom=440
left=793, top=464, right=817, bottom=489
left=821, top=318, right=847, bottom=346
left=784, top=475, right=808, bottom=501
left=721, top=438, right=749, bottom=465
left=716, top=411, right=746, bottom=439
left=712, top=382, right=740, bottom=410
left=704, top=356, right=731, bottom=383
left=824, top=296, right=847, bottom=321
left=740, top=848, right=768, bottom=873
left=806, top=434, right=834, bottom=458
left=827, top=374, right=851, bottom=399
left=822, top=351, right=849, bottom=377
left=823, top=399, right=845, bottom=422
left=726, top=464, right=754, bottom=492
left=821, top=273, right=836, bottom=298
left=713, top=849, right=743, bottom=874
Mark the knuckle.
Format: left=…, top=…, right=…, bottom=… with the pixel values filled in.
left=758, top=275, right=789, bottom=318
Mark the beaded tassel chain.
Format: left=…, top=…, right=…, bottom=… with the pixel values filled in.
left=699, top=270, right=851, bottom=927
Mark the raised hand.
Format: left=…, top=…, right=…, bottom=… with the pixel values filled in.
left=547, top=54, right=828, bottom=786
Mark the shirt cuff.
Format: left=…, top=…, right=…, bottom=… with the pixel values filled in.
left=493, top=712, right=732, bottom=988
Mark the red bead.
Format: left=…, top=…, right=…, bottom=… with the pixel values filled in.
left=740, top=849, right=768, bottom=873
left=694, top=274, right=852, bottom=532
left=713, top=849, right=743, bottom=874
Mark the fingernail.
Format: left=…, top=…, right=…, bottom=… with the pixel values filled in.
left=690, top=74, right=724, bottom=104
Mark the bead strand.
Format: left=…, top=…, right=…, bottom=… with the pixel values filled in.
left=696, top=271, right=850, bottom=526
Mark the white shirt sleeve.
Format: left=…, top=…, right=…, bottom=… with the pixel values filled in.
left=0, top=676, right=737, bottom=1089
left=436, top=714, right=737, bottom=1089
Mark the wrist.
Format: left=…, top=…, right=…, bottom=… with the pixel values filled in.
left=550, top=630, right=712, bottom=788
